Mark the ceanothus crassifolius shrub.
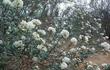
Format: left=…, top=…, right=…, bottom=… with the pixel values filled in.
left=0, top=0, right=110, bottom=70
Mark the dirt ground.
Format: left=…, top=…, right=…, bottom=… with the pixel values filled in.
left=85, top=52, right=110, bottom=65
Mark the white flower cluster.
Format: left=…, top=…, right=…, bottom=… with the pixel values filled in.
left=37, top=44, right=47, bottom=52
left=60, top=57, right=70, bottom=69
left=32, top=57, right=38, bottom=62
left=31, top=19, right=42, bottom=25
left=60, top=29, right=69, bottom=39
left=37, top=29, right=46, bottom=35
left=19, top=19, right=42, bottom=31
left=79, top=35, right=91, bottom=43
left=70, top=37, right=78, bottom=46
left=96, top=67, right=101, bottom=70
left=84, top=36, right=91, bottom=43
left=13, top=40, right=24, bottom=47
left=27, top=21, right=36, bottom=30
left=3, top=0, right=24, bottom=8
left=62, top=57, right=70, bottom=63
left=81, top=45, right=87, bottom=49
left=103, top=36, right=109, bottom=40
left=2, top=0, right=12, bottom=5
left=11, top=0, right=23, bottom=8
left=69, top=48, right=77, bottom=52
left=18, top=20, right=27, bottom=31
left=87, top=64, right=93, bottom=69
left=79, top=35, right=84, bottom=39
left=32, top=32, right=45, bottom=44
left=100, top=42, right=110, bottom=51
left=32, top=32, right=40, bottom=40
left=102, top=63, right=107, bottom=67
left=48, top=27, right=56, bottom=33
left=91, top=47, right=96, bottom=52
left=60, top=62, right=68, bottom=69
left=21, top=35, right=26, bottom=40
left=87, top=64, right=101, bottom=70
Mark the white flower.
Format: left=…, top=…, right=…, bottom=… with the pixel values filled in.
left=81, top=45, right=86, bottom=49
left=70, top=37, right=78, bottom=45
left=60, top=62, right=68, bottom=69
left=37, top=44, right=47, bottom=52
left=35, top=66, right=40, bottom=69
left=19, top=20, right=27, bottom=31
left=84, top=36, right=90, bottom=43
left=72, top=58, right=77, bottom=62
left=62, top=57, right=70, bottom=63
left=69, top=48, right=77, bottom=52
left=103, top=36, right=109, bottom=40
left=42, top=47, right=47, bottom=52
left=102, top=63, right=107, bottom=67
left=13, top=40, right=24, bottom=47
left=40, top=38, right=46, bottom=44
left=91, top=47, right=95, bottom=52
left=38, top=29, right=46, bottom=35
left=2, top=0, right=12, bottom=5
left=11, top=0, right=23, bottom=8
left=60, top=29, right=69, bottom=39
left=79, top=35, right=84, bottom=39
left=96, top=66, right=101, bottom=70
left=37, top=44, right=43, bottom=50
left=31, top=19, right=42, bottom=25
left=87, top=65, right=93, bottom=68
left=100, top=33, right=104, bottom=36
left=19, top=20, right=35, bottom=30
left=48, top=27, right=56, bottom=33
left=100, top=42, right=110, bottom=51
left=21, top=35, right=26, bottom=40
left=105, top=36, right=109, bottom=39
left=62, top=52, right=66, bottom=55
left=0, top=40, right=3, bottom=44
left=32, top=32, right=40, bottom=40
left=32, top=57, right=38, bottom=62
left=26, top=21, right=35, bottom=30
left=76, top=47, right=81, bottom=51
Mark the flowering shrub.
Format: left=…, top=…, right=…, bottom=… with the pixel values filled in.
left=0, top=0, right=110, bottom=70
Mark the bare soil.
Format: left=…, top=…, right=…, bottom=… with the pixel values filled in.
left=85, top=52, right=110, bottom=65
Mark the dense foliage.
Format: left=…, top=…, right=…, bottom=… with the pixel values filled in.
left=0, top=0, right=110, bottom=70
